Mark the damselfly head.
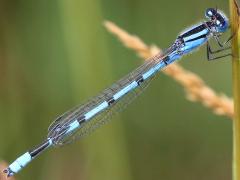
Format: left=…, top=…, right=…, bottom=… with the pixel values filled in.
left=205, top=8, right=229, bottom=33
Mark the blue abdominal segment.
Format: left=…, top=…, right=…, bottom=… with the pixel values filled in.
left=4, top=138, right=53, bottom=177
left=85, top=102, right=109, bottom=120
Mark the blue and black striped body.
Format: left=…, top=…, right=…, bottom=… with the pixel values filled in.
left=178, top=23, right=210, bottom=54
left=4, top=8, right=229, bottom=177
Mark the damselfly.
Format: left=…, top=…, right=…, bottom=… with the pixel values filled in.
left=4, top=8, right=232, bottom=177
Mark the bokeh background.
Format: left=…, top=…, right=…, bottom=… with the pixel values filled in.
left=0, top=0, right=233, bottom=180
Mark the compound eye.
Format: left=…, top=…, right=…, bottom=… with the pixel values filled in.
left=205, top=8, right=216, bottom=18
left=207, top=10, right=213, bottom=17
left=216, top=19, right=224, bottom=27
left=216, top=20, right=221, bottom=25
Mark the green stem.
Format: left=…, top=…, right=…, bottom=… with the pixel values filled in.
left=229, top=1, right=240, bottom=180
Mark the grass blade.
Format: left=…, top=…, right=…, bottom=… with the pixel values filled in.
left=229, top=0, right=240, bottom=179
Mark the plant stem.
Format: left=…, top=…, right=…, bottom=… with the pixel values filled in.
left=229, top=0, right=240, bottom=180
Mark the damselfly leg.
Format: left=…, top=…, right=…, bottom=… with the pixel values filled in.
left=207, top=29, right=236, bottom=60
left=207, top=40, right=232, bottom=60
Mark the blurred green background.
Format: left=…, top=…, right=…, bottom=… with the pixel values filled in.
left=0, top=0, right=232, bottom=180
